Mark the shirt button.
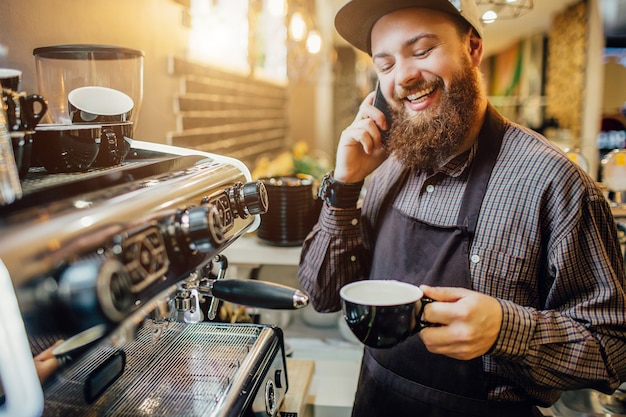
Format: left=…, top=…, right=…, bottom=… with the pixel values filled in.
left=426, top=184, right=435, bottom=193
left=470, top=254, right=480, bottom=264
left=351, top=218, right=359, bottom=226
left=350, top=255, right=357, bottom=262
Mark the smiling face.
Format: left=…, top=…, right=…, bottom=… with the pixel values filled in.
left=371, top=8, right=487, bottom=171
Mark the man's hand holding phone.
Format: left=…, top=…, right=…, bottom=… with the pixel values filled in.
left=334, top=85, right=391, bottom=184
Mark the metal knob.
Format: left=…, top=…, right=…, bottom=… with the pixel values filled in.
left=228, top=181, right=269, bottom=218
left=176, top=204, right=226, bottom=254
left=58, top=257, right=134, bottom=325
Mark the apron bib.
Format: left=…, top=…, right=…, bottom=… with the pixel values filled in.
left=352, top=109, right=539, bottom=417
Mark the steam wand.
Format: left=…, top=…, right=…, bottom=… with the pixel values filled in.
left=171, top=254, right=309, bottom=324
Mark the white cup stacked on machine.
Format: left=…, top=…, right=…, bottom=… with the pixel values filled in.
left=32, top=44, right=144, bottom=173
left=67, top=86, right=135, bottom=168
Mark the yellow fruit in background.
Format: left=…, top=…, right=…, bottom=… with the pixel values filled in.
left=292, top=141, right=309, bottom=160
left=251, top=156, right=271, bottom=179
left=252, top=151, right=295, bottom=179
left=271, top=151, right=295, bottom=175
left=252, top=140, right=330, bottom=179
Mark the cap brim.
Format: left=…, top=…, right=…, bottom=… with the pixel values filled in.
left=335, top=0, right=477, bottom=54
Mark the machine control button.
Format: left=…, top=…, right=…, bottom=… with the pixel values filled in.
left=58, top=257, right=134, bottom=324
left=242, top=180, right=268, bottom=215
left=172, top=205, right=226, bottom=255
left=274, top=369, right=283, bottom=389
left=264, top=379, right=277, bottom=416
left=118, top=226, right=169, bottom=293
left=227, top=181, right=269, bottom=219
left=211, top=192, right=234, bottom=230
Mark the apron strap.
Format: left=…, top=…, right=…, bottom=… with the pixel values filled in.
left=457, top=104, right=506, bottom=233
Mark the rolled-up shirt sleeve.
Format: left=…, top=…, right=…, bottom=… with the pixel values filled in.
left=298, top=202, right=365, bottom=312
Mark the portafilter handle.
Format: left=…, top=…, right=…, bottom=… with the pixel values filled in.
left=199, top=279, right=309, bottom=310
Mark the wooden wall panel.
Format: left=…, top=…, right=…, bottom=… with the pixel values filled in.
left=545, top=1, right=587, bottom=144
left=168, top=57, right=289, bottom=168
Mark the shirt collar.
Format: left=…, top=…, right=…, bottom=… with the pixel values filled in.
left=432, top=142, right=477, bottom=178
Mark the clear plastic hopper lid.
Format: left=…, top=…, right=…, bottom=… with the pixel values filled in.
left=33, top=45, right=144, bottom=127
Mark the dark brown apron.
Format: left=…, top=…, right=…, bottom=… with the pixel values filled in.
left=352, top=108, right=540, bottom=417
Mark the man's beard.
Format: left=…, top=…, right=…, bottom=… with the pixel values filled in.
left=385, top=62, right=482, bottom=171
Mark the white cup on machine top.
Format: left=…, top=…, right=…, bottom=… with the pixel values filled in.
left=67, top=86, right=135, bottom=167
left=68, top=86, right=134, bottom=124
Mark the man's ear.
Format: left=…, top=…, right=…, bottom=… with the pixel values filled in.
left=468, top=31, right=483, bottom=66
left=469, top=31, right=483, bottom=66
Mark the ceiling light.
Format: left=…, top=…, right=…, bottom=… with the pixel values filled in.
left=476, top=0, right=534, bottom=22
left=289, top=11, right=307, bottom=41
left=482, top=10, right=498, bottom=24
left=267, top=0, right=286, bottom=16
left=306, top=30, right=321, bottom=54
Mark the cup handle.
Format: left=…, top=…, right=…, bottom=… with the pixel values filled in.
left=98, top=128, right=121, bottom=165
left=417, top=296, right=436, bottom=331
left=20, top=94, right=48, bottom=130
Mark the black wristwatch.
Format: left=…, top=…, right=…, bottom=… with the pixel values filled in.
left=318, top=171, right=364, bottom=208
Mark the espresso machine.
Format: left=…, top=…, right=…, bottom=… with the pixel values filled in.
left=0, top=45, right=308, bottom=417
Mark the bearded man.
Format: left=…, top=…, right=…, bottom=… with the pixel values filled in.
left=298, top=1, right=626, bottom=416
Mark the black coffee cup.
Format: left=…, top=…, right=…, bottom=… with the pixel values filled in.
left=20, top=93, right=48, bottom=131
left=91, top=121, right=133, bottom=167
left=0, top=68, right=22, bottom=91
left=2, top=89, right=48, bottom=131
left=32, top=124, right=102, bottom=173
left=340, top=280, right=434, bottom=349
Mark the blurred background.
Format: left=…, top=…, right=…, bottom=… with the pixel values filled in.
left=1, top=0, right=625, bottom=180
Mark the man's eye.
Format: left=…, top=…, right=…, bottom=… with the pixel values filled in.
left=376, top=62, right=393, bottom=73
left=414, top=46, right=435, bottom=58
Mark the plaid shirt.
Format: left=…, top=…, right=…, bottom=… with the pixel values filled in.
left=298, top=109, right=626, bottom=407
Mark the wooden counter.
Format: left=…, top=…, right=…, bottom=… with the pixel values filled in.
left=280, top=359, right=315, bottom=417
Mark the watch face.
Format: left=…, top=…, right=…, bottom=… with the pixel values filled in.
left=318, top=172, right=333, bottom=199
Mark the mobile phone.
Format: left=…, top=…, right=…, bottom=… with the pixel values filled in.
left=373, top=82, right=392, bottom=143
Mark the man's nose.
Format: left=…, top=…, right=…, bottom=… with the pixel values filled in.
left=394, top=58, right=424, bottom=88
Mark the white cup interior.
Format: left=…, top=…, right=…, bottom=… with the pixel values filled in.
left=68, top=86, right=134, bottom=116
left=0, top=68, right=22, bottom=78
left=340, top=280, right=422, bottom=306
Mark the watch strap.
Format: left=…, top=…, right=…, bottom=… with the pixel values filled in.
left=318, top=171, right=363, bottom=208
